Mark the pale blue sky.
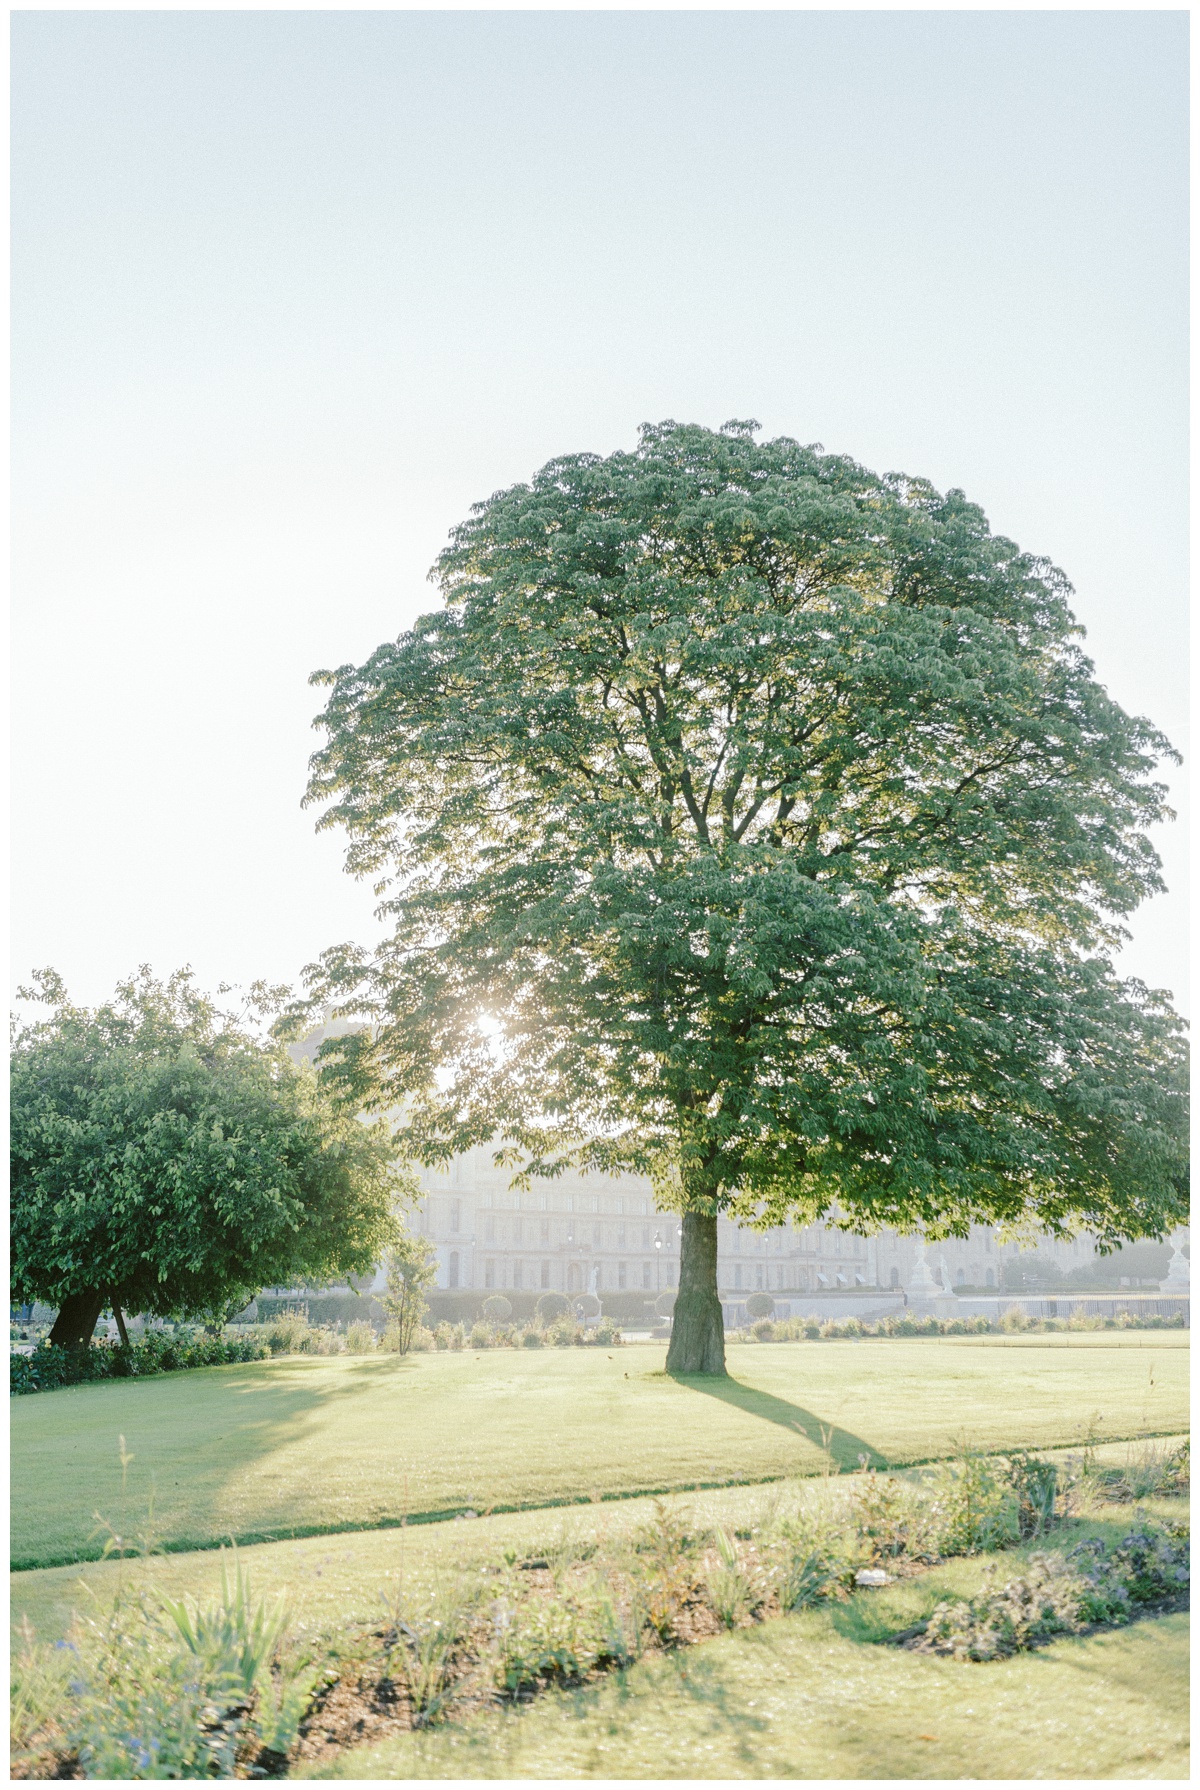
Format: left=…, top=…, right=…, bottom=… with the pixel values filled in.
left=12, top=9, right=1189, bottom=1013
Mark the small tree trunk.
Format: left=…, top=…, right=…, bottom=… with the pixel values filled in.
left=666, top=1211, right=726, bottom=1375
left=113, top=1304, right=130, bottom=1346
left=48, top=1289, right=106, bottom=1349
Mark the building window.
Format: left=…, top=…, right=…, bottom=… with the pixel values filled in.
left=666, top=1264, right=676, bottom=1287
left=450, top=1199, right=461, bottom=1234
left=733, top=1231, right=741, bottom=1253
left=986, top=1268, right=995, bottom=1287
left=513, top=1218, right=522, bottom=1246
left=618, top=1225, right=626, bottom=1250
left=591, top=1196, right=599, bottom=1213
left=890, top=1267, right=900, bottom=1288
left=566, top=1222, right=575, bottom=1245
left=642, top=1227, right=650, bottom=1249
left=485, top=1216, right=496, bottom=1245
left=566, top=1195, right=574, bottom=1213
left=539, top=1193, right=548, bottom=1210
left=642, top=1262, right=652, bottom=1289
left=540, top=1218, right=550, bottom=1245
left=485, top=1260, right=495, bottom=1289
left=756, top=1265, right=764, bottom=1289
left=956, top=1268, right=966, bottom=1286
left=449, top=1251, right=459, bottom=1289
left=616, top=1197, right=624, bottom=1215
left=735, top=1264, right=743, bottom=1289
left=593, top=1223, right=602, bottom=1247
left=541, top=1260, right=550, bottom=1288
left=618, top=1261, right=627, bottom=1289
left=513, top=1261, right=523, bottom=1289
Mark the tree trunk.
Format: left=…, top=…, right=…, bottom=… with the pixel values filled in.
left=666, top=1210, right=726, bottom=1375
left=48, top=1289, right=106, bottom=1348
left=113, top=1304, right=130, bottom=1346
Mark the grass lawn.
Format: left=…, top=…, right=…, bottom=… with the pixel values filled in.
left=10, top=1448, right=1187, bottom=1650
left=301, top=1606, right=1189, bottom=1781
left=10, top=1334, right=1187, bottom=1569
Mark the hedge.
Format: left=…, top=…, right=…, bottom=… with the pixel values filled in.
left=10, top=1330, right=270, bottom=1395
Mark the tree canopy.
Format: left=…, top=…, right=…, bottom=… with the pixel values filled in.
left=11, top=968, right=404, bottom=1345
left=295, top=420, right=1188, bottom=1371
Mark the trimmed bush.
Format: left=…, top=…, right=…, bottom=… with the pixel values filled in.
left=535, top=1291, right=570, bottom=1324
left=482, top=1294, right=513, bottom=1323
left=745, top=1292, right=775, bottom=1319
left=10, top=1329, right=270, bottom=1395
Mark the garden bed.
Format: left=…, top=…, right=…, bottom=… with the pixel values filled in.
left=11, top=1439, right=1188, bottom=1779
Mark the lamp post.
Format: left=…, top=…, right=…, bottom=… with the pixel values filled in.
left=654, top=1230, right=662, bottom=1293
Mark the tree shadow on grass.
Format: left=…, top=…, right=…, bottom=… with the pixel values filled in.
left=669, top=1373, right=887, bottom=1471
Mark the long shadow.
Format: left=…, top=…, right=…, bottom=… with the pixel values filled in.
left=669, top=1373, right=887, bottom=1471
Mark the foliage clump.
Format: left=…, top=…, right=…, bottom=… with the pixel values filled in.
left=11, top=969, right=404, bottom=1345
left=10, top=1328, right=270, bottom=1396
left=918, top=1523, right=1189, bottom=1660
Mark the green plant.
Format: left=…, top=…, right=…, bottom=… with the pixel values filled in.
left=922, top=1448, right=1018, bottom=1557
left=490, top=1576, right=630, bottom=1694
left=469, top=1322, right=491, bottom=1349
left=852, top=1467, right=934, bottom=1562
left=344, top=1319, right=378, bottom=1354
left=769, top=1504, right=860, bottom=1611
left=535, top=1291, right=570, bottom=1324
left=920, top=1553, right=1089, bottom=1660
left=919, top=1521, right=1189, bottom=1662
left=1003, top=1452, right=1058, bottom=1539
left=388, top=1585, right=477, bottom=1726
left=520, top=1326, right=544, bottom=1349
left=632, top=1502, right=698, bottom=1643
left=261, top=1310, right=314, bottom=1355
left=704, top=1527, right=757, bottom=1628
left=482, top=1294, right=513, bottom=1324
left=745, top=1292, right=774, bottom=1320
left=380, top=1228, right=437, bottom=1353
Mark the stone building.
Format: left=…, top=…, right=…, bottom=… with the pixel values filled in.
left=406, top=1144, right=1102, bottom=1305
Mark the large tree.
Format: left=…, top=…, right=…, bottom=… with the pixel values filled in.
left=11, top=968, right=403, bottom=1346
left=296, top=420, right=1188, bottom=1374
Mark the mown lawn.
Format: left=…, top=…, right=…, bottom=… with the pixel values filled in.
left=11, top=1334, right=1186, bottom=1569
left=10, top=1447, right=1186, bottom=1649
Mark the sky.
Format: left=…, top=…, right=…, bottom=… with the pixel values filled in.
left=11, top=8, right=1190, bottom=1019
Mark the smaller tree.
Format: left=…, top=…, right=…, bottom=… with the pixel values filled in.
left=654, top=1292, right=677, bottom=1320
left=11, top=968, right=405, bottom=1345
left=745, top=1293, right=775, bottom=1320
left=535, top=1291, right=569, bottom=1325
left=380, top=1228, right=437, bottom=1353
left=482, top=1294, right=512, bottom=1324
left=574, top=1291, right=601, bottom=1325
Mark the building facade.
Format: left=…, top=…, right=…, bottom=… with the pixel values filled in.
left=406, top=1145, right=1104, bottom=1303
